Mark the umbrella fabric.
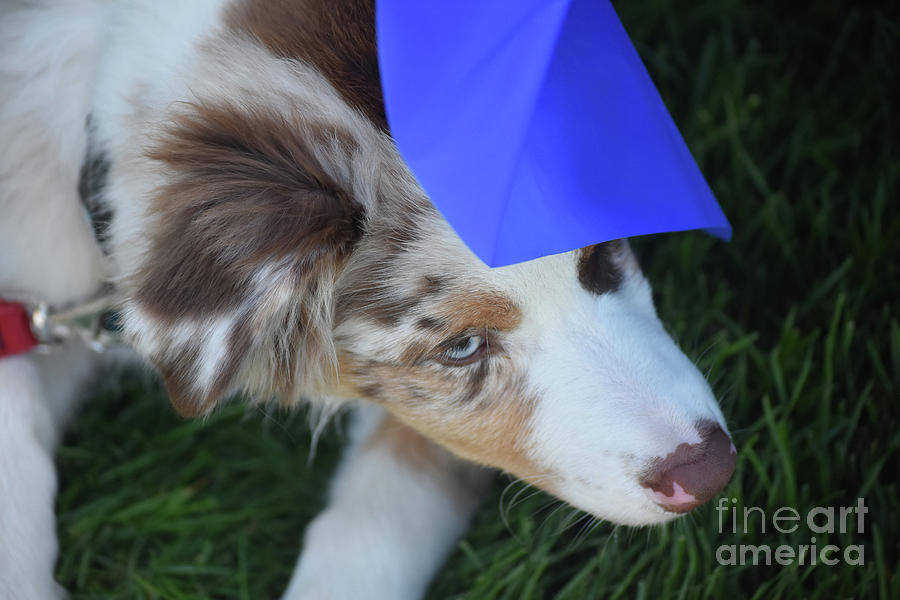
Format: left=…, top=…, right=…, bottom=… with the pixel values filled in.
left=376, top=0, right=732, bottom=267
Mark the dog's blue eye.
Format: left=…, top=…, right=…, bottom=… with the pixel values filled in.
left=441, top=335, right=486, bottom=365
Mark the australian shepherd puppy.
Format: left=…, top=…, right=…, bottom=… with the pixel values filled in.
left=0, top=1, right=736, bottom=598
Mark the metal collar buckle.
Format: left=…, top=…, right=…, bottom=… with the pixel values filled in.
left=29, top=293, right=120, bottom=353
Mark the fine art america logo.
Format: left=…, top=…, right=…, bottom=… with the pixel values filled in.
left=715, top=498, right=868, bottom=566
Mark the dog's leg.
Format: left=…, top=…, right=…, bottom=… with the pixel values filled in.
left=283, top=405, right=492, bottom=600
left=0, top=341, right=99, bottom=599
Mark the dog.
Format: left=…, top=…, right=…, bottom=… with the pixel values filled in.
left=0, top=1, right=737, bottom=598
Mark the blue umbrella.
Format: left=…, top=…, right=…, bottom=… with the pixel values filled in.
left=376, top=0, right=731, bottom=267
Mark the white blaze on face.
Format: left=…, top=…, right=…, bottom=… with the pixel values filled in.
left=495, top=249, right=729, bottom=525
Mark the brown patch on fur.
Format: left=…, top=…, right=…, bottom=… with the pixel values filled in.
left=439, top=293, right=522, bottom=332
left=399, top=385, right=540, bottom=481
left=161, top=368, right=203, bottom=418
left=367, top=295, right=422, bottom=327
left=358, top=382, right=383, bottom=399
left=578, top=241, right=624, bottom=295
left=138, top=101, right=363, bottom=319
left=415, top=316, right=446, bottom=332
left=226, top=0, right=387, bottom=131
left=157, top=344, right=207, bottom=417
left=338, top=354, right=540, bottom=482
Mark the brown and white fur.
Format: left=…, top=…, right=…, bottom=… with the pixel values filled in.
left=0, top=1, right=736, bottom=598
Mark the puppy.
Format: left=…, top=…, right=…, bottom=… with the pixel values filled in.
left=0, top=1, right=736, bottom=598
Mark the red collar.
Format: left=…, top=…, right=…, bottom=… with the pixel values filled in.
left=0, top=299, right=38, bottom=358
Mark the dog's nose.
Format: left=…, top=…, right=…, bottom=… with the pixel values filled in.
left=640, top=422, right=736, bottom=513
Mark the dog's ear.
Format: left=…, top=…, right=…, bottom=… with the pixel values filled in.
left=122, top=101, right=366, bottom=417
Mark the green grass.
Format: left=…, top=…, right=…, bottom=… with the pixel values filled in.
left=55, top=0, right=899, bottom=598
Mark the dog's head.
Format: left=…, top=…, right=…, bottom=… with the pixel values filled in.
left=330, top=214, right=736, bottom=525
left=112, top=2, right=735, bottom=526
